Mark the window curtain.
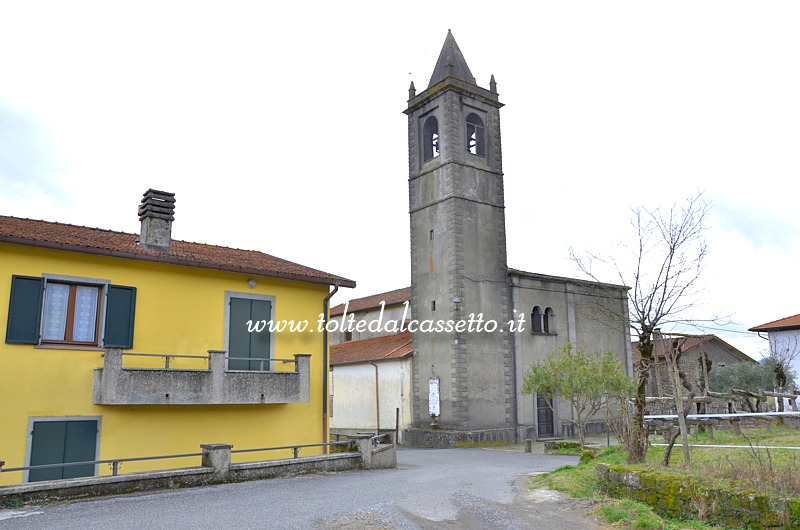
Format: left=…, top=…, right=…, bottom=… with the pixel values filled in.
left=72, top=286, right=99, bottom=342
left=42, top=283, right=70, bottom=341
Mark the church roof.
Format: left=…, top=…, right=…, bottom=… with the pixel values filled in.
left=428, top=30, right=476, bottom=87
left=508, top=268, right=628, bottom=291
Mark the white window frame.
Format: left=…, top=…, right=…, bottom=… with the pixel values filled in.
left=38, top=274, right=111, bottom=349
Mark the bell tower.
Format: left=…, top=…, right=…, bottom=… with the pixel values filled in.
left=405, top=31, right=515, bottom=439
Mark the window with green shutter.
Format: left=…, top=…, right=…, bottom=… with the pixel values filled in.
left=5, top=275, right=136, bottom=349
left=226, top=292, right=274, bottom=371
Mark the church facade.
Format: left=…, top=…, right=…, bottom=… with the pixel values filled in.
left=332, top=32, right=632, bottom=445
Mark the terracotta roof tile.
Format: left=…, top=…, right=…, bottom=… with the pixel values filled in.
left=330, top=287, right=410, bottom=316
left=749, top=314, right=800, bottom=332
left=0, top=215, right=355, bottom=288
left=330, top=332, right=412, bottom=365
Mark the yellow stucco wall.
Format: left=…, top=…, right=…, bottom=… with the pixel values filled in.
left=0, top=242, right=332, bottom=485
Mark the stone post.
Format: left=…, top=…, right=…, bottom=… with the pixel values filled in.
left=208, top=350, right=226, bottom=403
left=94, top=348, right=123, bottom=404
left=201, top=443, right=232, bottom=478
left=355, top=437, right=373, bottom=469
left=355, top=433, right=397, bottom=470
left=104, top=348, right=123, bottom=370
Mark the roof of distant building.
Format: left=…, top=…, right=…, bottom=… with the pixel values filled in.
left=0, top=215, right=355, bottom=288
left=330, top=332, right=412, bottom=365
left=330, top=286, right=410, bottom=316
left=749, top=314, right=800, bottom=332
left=631, top=334, right=755, bottom=365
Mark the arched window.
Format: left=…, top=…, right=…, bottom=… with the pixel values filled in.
left=466, top=113, right=485, bottom=157
left=423, top=116, right=439, bottom=162
left=531, top=306, right=542, bottom=334
left=543, top=307, right=555, bottom=334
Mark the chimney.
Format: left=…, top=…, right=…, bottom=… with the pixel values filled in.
left=138, top=189, right=175, bottom=252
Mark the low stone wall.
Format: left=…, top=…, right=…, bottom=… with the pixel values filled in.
left=0, top=439, right=395, bottom=508
left=0, top=467, right=218, bottom=507
left=582, top=420, right=611, bottom=436
left=229, top=454, right=359, bottom=482
left=405, top=427, right=515, bottom=448
left=595, top=463, right=800, bottom=529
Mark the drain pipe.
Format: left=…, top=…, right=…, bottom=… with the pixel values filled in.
left=322, top=283, right=339, bottom=453
left=368, top=361, right=380, bottom=435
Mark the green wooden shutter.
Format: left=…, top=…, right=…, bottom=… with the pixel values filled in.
left=228, top=297, right=272, bottom=371
left=249, top=299, right=271, bottom=370
left=29, top=421, right=66, bottom=482
left=104, top=285, right=136, bottom=349
left=29, top=420, right=97, bottom=482
left=228, top=297, right=251, bottom=370
left=62, top=421, right=98, bottom=479
left=5, top=275, right=44, bottom=344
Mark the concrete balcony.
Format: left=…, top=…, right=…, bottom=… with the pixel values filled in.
left=93, top=349, right=311, bottom=405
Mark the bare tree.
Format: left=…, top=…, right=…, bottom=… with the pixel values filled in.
left=571, top=192, right=714, bottom=464
left=657, top=333, right=695, bottom=467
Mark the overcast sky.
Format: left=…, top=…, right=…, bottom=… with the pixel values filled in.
left=1, top=1, right=798, bottom=360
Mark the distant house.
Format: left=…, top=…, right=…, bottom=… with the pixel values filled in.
left=330, top=332, right=413, bottom=441
left=632, top=334, right=756, bottom=397
left=329, top=287, right=410, bottom=345
left=329, top=288, right=412, bottom=440
left=1, top=189, right=354, bottom=485
left=749, top=314, right=800, bottom=382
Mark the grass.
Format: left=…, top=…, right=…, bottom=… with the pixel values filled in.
left=599, top=499, right=688, bottom=529
left=650, top=425, right=800, bottom=497
left=531, top=425, right=800, bottom=529
left=2, top=497, right=23, bottom=509
left=532, top=449, right=716, bottom=529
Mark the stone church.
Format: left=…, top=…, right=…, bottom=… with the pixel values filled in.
left=331, top=31, right=632, bottom=445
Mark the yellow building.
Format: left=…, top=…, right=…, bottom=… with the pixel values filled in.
left=0, top=189, right=354, bottom=485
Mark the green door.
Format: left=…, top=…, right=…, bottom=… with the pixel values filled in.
left=29, top=420, right=97, bottom=482
left=228, top=297, right=272, bottom=371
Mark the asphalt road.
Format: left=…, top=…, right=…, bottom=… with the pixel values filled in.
left=0, top=447, right=608, bottom=529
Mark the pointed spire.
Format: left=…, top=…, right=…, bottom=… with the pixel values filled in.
left=428, top=30, right=476, bottom=87
left=489, top=74, right=497, bottom=94
left=409, top=81, right=416, bottom=100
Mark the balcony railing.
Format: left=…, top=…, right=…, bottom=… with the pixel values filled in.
left=93, top=349, right=311, bottom=405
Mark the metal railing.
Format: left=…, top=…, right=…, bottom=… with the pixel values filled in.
left=107, top=352, right=300, bottom=372
left=225, top=357, right=298, bottom=372
left=118, top=352, right=211, bottom=369
left=230, top=441, right=354, bottom=459
left=371, top=433, right=392, bottom=446
left=0, top=451, right=204, bottom=478
left=0, top=440, right=357, bottom=479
